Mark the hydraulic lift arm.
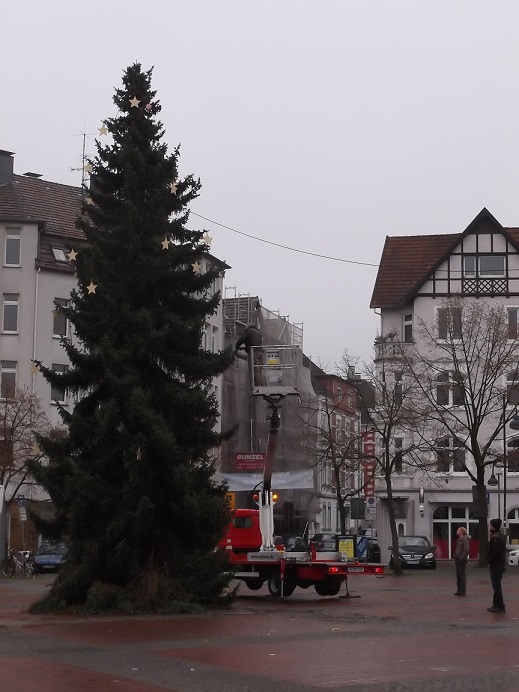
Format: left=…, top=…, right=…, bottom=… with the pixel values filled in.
left=258, top=397, right=281, bottom=551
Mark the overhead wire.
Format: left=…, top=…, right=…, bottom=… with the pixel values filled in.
left=191, top=211, right=380, bottom=268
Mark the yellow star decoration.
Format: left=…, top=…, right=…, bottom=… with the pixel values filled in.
left=84, top=197, right=94, bottom=205
left=98, top=124, right=108, bottom=136
left=31, top=443, right=41, bottom=456
left=161, top=237, right=170, bottom=250
left=129, top=96, right=140, bottom=108
left=30, top=363, right=40, bottom=375
left=136, top=447, right=142, bottom=461
left=83, top=163, right=93, bottom=173
left=169, top=181, right=177, bottom=194
left=67, top=249, right=77, bottom=261
left=87, top=281, right=97, bottom=294
left=202, top=233, right=213, bottom=246
left=192, top=261, right=201, bottom=273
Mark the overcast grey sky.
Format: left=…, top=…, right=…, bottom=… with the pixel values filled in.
left=4, top=2, right=519, bottom=365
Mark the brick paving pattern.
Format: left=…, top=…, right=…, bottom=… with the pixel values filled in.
left=0, top=563, right=517, bottom=690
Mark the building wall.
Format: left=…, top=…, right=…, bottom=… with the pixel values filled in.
left=372, top=224, right=519, bottom=560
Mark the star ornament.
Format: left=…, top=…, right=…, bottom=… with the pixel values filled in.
left=83, top=163, right=93, bottom=173
left=31, top=363, right=40, bottom=375
left=192, top=261, right=201, bottom=273
left=202, top=232, right=213, bottom=246
left=67, top=249, right=78, bottom=261
left=31, top=443, right=41, bottom=456
left=98, top=124, right=108, bottom=136
left=169, top=181, right=177, bottom=194
left=87, top=281, right=97, bottom=294
left=84, top=197, right=94, bottom=206
left=129, top=96, right=140, bottom=108
left=161, top=237, right=170, bottom=250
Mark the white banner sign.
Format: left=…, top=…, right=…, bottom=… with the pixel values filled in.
left=218, top=469, right=314, bottom=491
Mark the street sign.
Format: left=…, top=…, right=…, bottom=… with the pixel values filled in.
left=18, top=507, right=27, bottom=522
left=365, top=496, right=376, bottom=519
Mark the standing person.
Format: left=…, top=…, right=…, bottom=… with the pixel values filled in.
left=235, top=323, right=264, bottom=385
left=454, top=526, right=470, bottom=596
left=487, top=518, right=507, bottom=613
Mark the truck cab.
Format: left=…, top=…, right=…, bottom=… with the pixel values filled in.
left=218, top=509, right=261, bottom=556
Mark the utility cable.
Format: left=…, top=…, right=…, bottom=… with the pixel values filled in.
left=191, top=212, right=379, bottom=267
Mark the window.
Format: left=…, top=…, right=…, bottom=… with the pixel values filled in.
left=0, top=361, right=16, bottom=399
left=463, top=255, right=505, bottom=278
left=506, top=369, right=519, bottom=405
left=335, top=415, right=343, bottom=444
left=394, top=437, right=404, bottom=473
left=50, top=364, right=68, bottom=403
left=5, top=228, right=21, bottom=266
left=394, top=370, right=403, bottom=406
left=436, top=371, right=464, bottom=406
left=507, top=308, right=519, bottom=339
left=403, top=313, right=413, bottom=342
left=437, top=307, right=462, bottom=340
left=0, top=438, right=13, bottom=468
left=53, top=298, right=69, bottom=337
left=2, top=293, right=18, bottom=333
left=51, top=248, right=67, bottom=262
left=436, top=437, right=465, bottom=473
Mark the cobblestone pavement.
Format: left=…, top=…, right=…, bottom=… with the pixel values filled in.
left=0, top=562, right=518, bottom=691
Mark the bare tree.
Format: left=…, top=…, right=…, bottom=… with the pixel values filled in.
left=345, top=346, right=433, bottom=574
left=400, top=297, right=519, bottom=565
left=0, top=387, right=50, bottom=503
left=301, top=381, right=367, bottom=535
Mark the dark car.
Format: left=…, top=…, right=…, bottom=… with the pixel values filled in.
left=389, top=535, right=436, bottom=569
left=32, top=543, right=68, bottom=573
left=357, top=537, right=381, bottom=563
left=310, top=533, right=338, bottom=551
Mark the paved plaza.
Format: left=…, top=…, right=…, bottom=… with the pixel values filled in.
left=0, top=562, right=518, bottom=691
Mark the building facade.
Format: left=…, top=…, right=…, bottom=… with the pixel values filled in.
left=0, top=150, right=227, bottom=548
left=370, top=208, right=519, bottom=559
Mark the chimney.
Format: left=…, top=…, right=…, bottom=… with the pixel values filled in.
left=0, top=150, right=14, bottom=186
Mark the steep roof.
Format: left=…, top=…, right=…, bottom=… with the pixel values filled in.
left=0, top=174, right=84, bottom=240
left=370, top=208, right=519, bottom=309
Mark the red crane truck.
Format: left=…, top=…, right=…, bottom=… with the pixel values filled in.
left=220, top=345, right=384, bottom=598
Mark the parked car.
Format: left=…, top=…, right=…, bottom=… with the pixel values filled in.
left=389, top=535, right=437, bottom=569
left=310, top=533, right=381, bottom=561
left=358, top=537, right=381, bottom=563
left=310, top=533, right=337, bottom=551
left=507, top=546, right=519, bottom=567
left=32, top=543, right=68, bottom=573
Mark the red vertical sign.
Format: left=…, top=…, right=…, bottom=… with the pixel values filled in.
left=362, top=429, right=376, bottom=497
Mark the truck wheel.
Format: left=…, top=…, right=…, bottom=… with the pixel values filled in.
left=281, top=578, right=296, bottom=597
left=314, top=577, right=342, bottom=597
left=267, top=572, right=282, bottom=597
left=246, top=579, right=264, bottom=591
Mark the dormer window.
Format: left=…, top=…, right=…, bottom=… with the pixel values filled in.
left=463, top=255, right=505, bottom=278
left=52, top=248, right=67, bottom=262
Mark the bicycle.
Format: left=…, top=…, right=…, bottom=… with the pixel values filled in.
left=1, top=549, right=36, bottom=578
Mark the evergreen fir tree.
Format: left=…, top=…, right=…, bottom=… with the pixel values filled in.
left=29, top=63, right=235, bottom=612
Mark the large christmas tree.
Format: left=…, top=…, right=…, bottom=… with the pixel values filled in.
left=29, top=64, right=235, bottom=612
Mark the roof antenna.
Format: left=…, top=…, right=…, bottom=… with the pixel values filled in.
left=71, top=131, right=94, bottom=193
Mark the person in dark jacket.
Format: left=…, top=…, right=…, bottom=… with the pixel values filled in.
left=235, top=323, right=264, bottom=385
left=487, top=518, right=507, bottom=612
left=454, top=526, right=470, bottom=596
left=235, top=323, right=263, bottom=353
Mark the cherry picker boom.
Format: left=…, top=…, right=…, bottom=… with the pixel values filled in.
left=220, top=345, right=384, bottom=598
